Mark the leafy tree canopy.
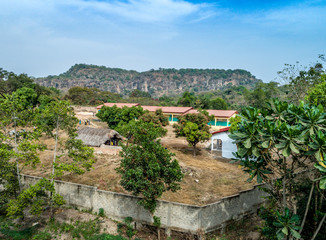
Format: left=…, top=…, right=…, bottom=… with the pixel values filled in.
left=173, top=111, right=212, bottom=156
left=129, top=89, right=151, bottom=98
left=96, top=105, right=144, bottom=130
left=229, top=99, right=326, bottom=239
left=117, top=120, right=183, bottom=215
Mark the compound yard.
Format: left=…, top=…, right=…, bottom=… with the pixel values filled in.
left=23, top=106, right=254, bottom=205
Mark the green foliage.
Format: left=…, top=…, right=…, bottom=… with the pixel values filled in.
left=306, top=77, right=326, bottom=107
left=14, top=87, right=38, bottom=108
left=32, top=231, right=52, bottom=240
left=244, top=81, right=280, bottom=108
left=37, top=100, right=95, bottom=179
left=229, top=99, right=326, bottom=239
left=0, top=216, right=39, bottom=240
left=37, top=100, right=77, bottom=137
left=0, top=144, right=17, bottom=213
left=117, top=121, right=183, bottom=214
left=209, top=97, right=228, bottom=110
left=229, top=115, right=241, bottom=133
left=129, top=89, right=151, bottom=98
left=0, top=69, right=35, bottom=96
left=117, top=217, right=136, bottom=240
left=273, top=208, right=301, bottom=240
left=65, top=86, right=121, bottom=105
left=98, top=208, right=105, bottom=217
left=139, top=109, right=169, bottom=127
left=96, top=105, right=144, bottom=130
left=54, top=137, right=95, bottom=176
left=258, top=206, right=278, bottom=240
left=153, top=216, right=161, bottom=228
left=278, top=62, right=324, bottom=103
left=0, top=90, right=46, bottom=214
left=0, top=68, right=59, bottom=105
left=177, top=91, right=196, bottom=107
left=173, top=111, right=211, bottom=156
left=183, top=122, right=211, bottom=156
left=6, top=178, right=65, bottom=218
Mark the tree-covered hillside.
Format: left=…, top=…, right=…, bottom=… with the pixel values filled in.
left=35, top=64, right=261, bottom=97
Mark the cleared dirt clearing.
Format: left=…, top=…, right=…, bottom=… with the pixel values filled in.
left=23, top=109, right=254, bottom=205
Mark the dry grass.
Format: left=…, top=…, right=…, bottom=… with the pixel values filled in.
left=22, top=109, right=254, bottom=206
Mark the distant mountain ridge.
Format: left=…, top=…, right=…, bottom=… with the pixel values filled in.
left=35, top=64, right=261, bottom=97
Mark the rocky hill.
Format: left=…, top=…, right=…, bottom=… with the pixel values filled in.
left=35, top=64, right=261, bottom=97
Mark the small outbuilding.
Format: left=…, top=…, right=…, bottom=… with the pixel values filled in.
left=77, top=127, right=123, bottom=147
left=210, top=127, right=237, bottom=159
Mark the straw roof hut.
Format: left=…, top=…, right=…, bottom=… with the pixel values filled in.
left=77, top=127, right=123, bottom=147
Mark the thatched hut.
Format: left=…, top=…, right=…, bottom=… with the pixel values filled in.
left=77, top=127, right=123, bottom=147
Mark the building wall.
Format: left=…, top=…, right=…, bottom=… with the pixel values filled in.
left=211, top=132, right=237, bottom=159
left=21, top=174, right=268, bottom=233
left=167, top=114, right=180, bottom=122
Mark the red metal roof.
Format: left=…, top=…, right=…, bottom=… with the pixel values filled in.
left=96, top=103, right=237, bottom=118
left=184, top=109, right=199, bottom=114
left=206, top=110, right=237, bottom=118
left=211, top=127, right=230, bottom=135
left=142, top=106, right=193, bottom=114
left=96, top=103, right=140, bottom=109
left=183, top=109, right=237, bottom=118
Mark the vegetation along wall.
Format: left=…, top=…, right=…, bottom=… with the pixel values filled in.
left=21, top=174, right=268, bottom=233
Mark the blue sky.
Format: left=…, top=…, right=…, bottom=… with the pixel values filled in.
left=0, top=0, right=325, bottom=82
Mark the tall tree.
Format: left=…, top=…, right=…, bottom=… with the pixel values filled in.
left=209, top=97, right=228, bottom=110
left=38, top=100, right=95, bottom=181
left=177, top=91, right=196, bottom=107
left=96, top=105, right=144, bottom=129
left=173, top=111, right=211, bottom=156
left=278, top=62, right=324, bottom=103
left=117, top=120, right=183, bottom=220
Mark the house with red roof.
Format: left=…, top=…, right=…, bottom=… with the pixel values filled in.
left=96, top=103, right=140, bottom=112
left=142, top=106, right=193, bottom=123
left=210, top=127, right=237, bottom=158
left=184, top=109, right=237, bottom=127
left=95, top=103, right=237, bottom=126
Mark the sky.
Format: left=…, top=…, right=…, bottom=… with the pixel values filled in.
left=0, top=0, right=325, bottom=82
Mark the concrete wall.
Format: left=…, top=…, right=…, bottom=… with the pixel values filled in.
left=21, top=174, right=268, bottom=233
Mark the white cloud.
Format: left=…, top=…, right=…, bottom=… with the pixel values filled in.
left=77, top=0, right=202, bottom=23
left=0, top=0, right=212, bottom=23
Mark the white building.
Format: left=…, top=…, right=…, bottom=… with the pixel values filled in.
left=210, top=127, right=237, bottom=159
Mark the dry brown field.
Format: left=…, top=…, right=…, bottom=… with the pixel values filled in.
left=23, top=106, right=254, bottom=206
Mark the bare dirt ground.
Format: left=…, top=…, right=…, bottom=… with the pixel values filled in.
left=23, top=107, right=254, bottom=206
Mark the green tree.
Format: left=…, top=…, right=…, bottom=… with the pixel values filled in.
left=65, top=86, right=121, bottom=105
left=0, top=91, right=65, bottom=219
left=278, top=62, right=324, bottom=103
left=183, top=122, right=211, bottom=156
left=229, top=99, right=326, bottom=239
left=36, top=100, right=95, bottom=216
left=14, top=87, right=38, bottom=108
left=209, top=97, right=228, bottom=110
left=244, top=82, right=280, bottom=108
left=129, top=89, right=151, bottom=98
left=139, top=109, right=169, bottom=127
left=96, top=106, right=144, bottom=129
left=0, top=90, right=43, bottom=193
left=173, top=111, right=211, bottom=156
left=116, top=120, right=183, bottom=216
left=38, top=100, right=95, bottom=180
left=305, top=74, right=326, bottom=107
left=177, top=91, right=196, bottom=107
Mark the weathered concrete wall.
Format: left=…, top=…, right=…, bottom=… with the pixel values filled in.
left=20, top=174, right=267, bottom=233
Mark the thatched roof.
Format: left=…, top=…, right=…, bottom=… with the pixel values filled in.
left=76, top=127, right=123, bottom=147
